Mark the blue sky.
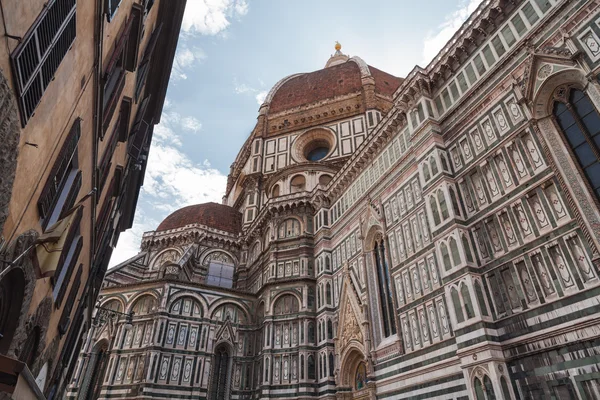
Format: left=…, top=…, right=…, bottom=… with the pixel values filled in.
left=110, top=0, right=482, bottom=267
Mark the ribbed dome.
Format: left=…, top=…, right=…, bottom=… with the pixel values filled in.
left=156, top=203, right=242, bottom=234
left=267, top=60, right=402, bottom=114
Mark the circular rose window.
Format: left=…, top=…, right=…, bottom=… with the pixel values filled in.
left=293, top=128, right=335, bottom=163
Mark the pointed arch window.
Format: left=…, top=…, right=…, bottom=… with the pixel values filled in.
left=374, top=239, right=397, bottom=337
left=430, top=157, right=439, bottom=175
left=438, top=190, right=449, bottom=219
left=461, top=284, right=475, bottom=319
left=451, top=287, right=465, bottom=323
left=553, top=88, right=600, bottom=202
left=307, top=355, right=316, bottom=380
left=430, top=196, right=441, bottom=225
left=328, top=352, right=334, bottom=377
left=327, top=319, right=333, bottom=339
left=423, top=163, right=431, bottom=181
left=326, top=283, right=332, bottom=305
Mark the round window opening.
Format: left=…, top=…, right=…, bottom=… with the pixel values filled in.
left=293, top=128, right=335, bottom=163
left=307, top=146, right=329, bottom=161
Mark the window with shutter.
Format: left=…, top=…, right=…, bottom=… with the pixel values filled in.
left=125, top=5, right=143, bottom=71
left=38, top=118, right=81, bottom=229
left=102, top=16, right=134, bottom=132
left=58, top=264, right=82, bottom=335
left=135, top=24, right=162, bottom=101
left=128, top=96, right=151, bottom=161
left=11, top=0, right=77, bottom=127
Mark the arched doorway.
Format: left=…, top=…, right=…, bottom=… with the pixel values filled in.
left=337, top=349, right=374, bottom=400
left=209, top=344, right=232, bottom=400
left=79, top=340, right=109, bottom=400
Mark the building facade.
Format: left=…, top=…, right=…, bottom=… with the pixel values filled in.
left=73, top=0, right=600, bottom=399
left=0, top=0, right=185, bottom=398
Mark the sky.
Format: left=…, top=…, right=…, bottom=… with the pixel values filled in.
left=110, top=0, right=483, bottom=267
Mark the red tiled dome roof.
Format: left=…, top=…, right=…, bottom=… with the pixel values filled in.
left=156, top=203, right=242, bottom=234
left=268, top=61, right=402, bottom=114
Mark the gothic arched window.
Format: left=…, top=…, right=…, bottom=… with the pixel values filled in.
left=430, top=157, right=439, bottom=175
left=327, top=319, right=333, bottom=339
left=328, top=352, right=334, bottom=377
left=451, top=287, right=465, bottom=323
left=374, top=239, right=397, bottom=337
left=430, top=196, right=441, bottom=225
left=209, top=345, right=230, bottom=400
left=438, top=190, right=449, bottom=219
left=461, top=284, right=475, bottom=319
left=553, top=88, right=600, bottom=202
left=326, top=283, right=332, bottom=305
left=273, top=295, right=299, bottom=315
left=307, top=355, right=316, bottom=380
left=308, top=322, right=315, bottom=343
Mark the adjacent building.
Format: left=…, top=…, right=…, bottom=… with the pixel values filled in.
left=71, top=0, right=600, bottom=399
left=0, top=0, right=185, bottom=398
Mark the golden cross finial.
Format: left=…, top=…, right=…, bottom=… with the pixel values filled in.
left=335, top=41, right=342, bottom=51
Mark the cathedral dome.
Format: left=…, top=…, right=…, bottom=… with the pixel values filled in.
left=264, top=52, right=402, bottom=114
left=156, top=202, right=242, bottom=234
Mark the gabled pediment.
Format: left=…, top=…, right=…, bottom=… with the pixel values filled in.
left=519, top=49, right=576, bottom=104
left=336, top=266, right=365, bottom=353
left=214, top=318, right=236, bottom=346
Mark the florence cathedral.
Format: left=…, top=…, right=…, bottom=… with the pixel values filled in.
left=68, top=1, right=600, bottom=399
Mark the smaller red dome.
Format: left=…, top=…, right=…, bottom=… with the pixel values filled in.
left=157, top=203, right=242, bottom=234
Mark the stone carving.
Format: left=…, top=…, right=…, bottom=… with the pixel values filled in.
left=340, top=302, right=363, bottom=348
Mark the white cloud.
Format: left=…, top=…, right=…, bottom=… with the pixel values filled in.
left=233, top=78, right=268, bottom=105
left=109, top=109, right=225, bottom=268
left=422, top=0, right=483, bottom=65
left=255, top=90, right=268, bottom=106
left=172, top=45, right=206, bottom=81
left=181, top=116, right=203, bottom=132
left=182, top=0, right=249, bottom=36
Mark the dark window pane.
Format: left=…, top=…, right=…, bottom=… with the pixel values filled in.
left=585, top=163, right=600, bottom=188
left=574, top=143, right=597, bottom=167
left=571, top=89, right=585, bottom=103
left=564, top=124, right=586, bottom=147
left=582, top=111, right=600, bottom=137
left=573, top=93, right=595, bottom=117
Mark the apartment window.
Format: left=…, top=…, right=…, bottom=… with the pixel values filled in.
left=52, top=209, right=83, bottom=306
left=135, top=24, right=163, bottom=101
left=128, top=96, right=151, bottom=161
left=11, top=0, right=77, bottom=126
left=511, top=14, right=527, bottom=37
left=126, top=5, right=144, bottom=71
left=103, top=15, right=134, bottom=132
left=98, top=120, right=120, bottom=195
left=106, top=0, right=122, bottom=21
left=117, top=98, right=132, bottom=142
left=38, top=119, right=81, bottom=228
left=58, top=264, right=82, bottom=335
